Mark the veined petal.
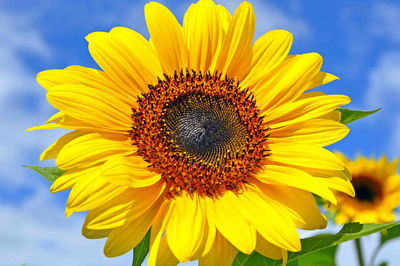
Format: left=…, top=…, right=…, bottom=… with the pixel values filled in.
left=206, top=193, right=256, bottom=254
left=320, top=110, right=342, bottom=122
left=256, top=164, right=337, bottom=204
left=255, top=233, right=283, bottom=260
left=216, top=1, right=254, bottom=81
left=166, top=193, right=206, bottom=262
left=258, top=182, right=327, bottom=230
left=265, top=94, right=351, bottom=129
left=198, top=231, right=238, bottom=266
left=269, top=119, right=349, bottom=147
left=101, top=156, right=161, bottom=187
left=231, top=185, right=301, bottom=251
left=315, top=176, right=355, bottom=197
left=56, top=132, right=134, bottom=170
left=183, top=0, right=223, bottom=73
left=254, top=53, right=323, bottom=112
left=145, top=2, right=188, bottom=75
left=82, top=225, right=110, bottom=239
left=304, top=71, right=339, bottom=91
left=269, top=142, right=346, bottom=170
left=85, top=180, right=165, bottom=230
left=86, top=28, right=162, bottom=95
left=40, top=130, right=88, bottom=160
left=148, top=201, right=173, bottom=266
left=216, top=5, right=231, bottom=32
left=27, top=113, right=100, bottom=132
left=241, top=30, right=293, bottom=88
left=37, top=65, right=138, bottom=105
left=156, top=234, right=179, bottom=266
left=67, top=175, right=126, bottom=213
left=47, top=84, right=133, bottom=132
left=103, top=200, right=161, bottom=257
left=50, top=166, right=100, bottom=193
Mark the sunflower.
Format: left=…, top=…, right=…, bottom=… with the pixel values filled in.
left=29, top=0, right=355, bottom=265
left=328, top=154, right=400, bottom=224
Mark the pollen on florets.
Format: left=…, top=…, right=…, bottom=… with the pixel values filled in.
left=129, top=70, right=269, bottom=198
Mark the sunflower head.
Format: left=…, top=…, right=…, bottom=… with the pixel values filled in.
left=329, top=154, right=400, bottom=224
left=30, top=0, right=355, bottom=265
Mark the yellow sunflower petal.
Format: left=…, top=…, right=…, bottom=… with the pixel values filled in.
left=85, top=180, right=165, bottom=230
left=27, top=113, right=97, bottom=132
left=255, top=233, right=283, bottom=260
left=216, top=5, right=231, bottom=32
left=265, top=94, right=351, bottom=129
left=104, top=201, right=160, bottom=257
left=166, top=193, right=206, bottom=262
left=215, top=1, right=254, bottom=81
left=47, top=84, right=133, bottom=132
left=198, top=231, right=238, bottom=266
left=241, top=30, right=293, bottom=88
left=50, top=166, right=99, bottom=193
left=206, top=193, right=256, bottom=254
left=145, top=2, right=188, bottom=75
left=254, top=53, right=322, bottom=112
left=269, top=119, right=349, bottom=147
left=67, top=176, right=126, bottom=213
left=269, top=143, right=345, bottom=170
left=257, top=164, right=337, bottom=204
left=82, top=225, right=110, bottom=239
left=101, top=156, right=161, bottom=187
left=319, top=110, right=342, bottom=122
left=304, top=71, right=339, bottom=91
left=233, top=185, right=301, bottom=251
left=56, top=132, right=134, bottom=170
left=37, top=65, right=138, bottom=104
left=148, top=201, right=173, bottom=266
left=183, top=0, right=223, bottom=73
left=40, top=130, right=88, bottom=161
left=86, top=28, right=162, bottom=95
left=156, top=234, right=179, bottom=266
left=258, top=182, right=328, bottom=230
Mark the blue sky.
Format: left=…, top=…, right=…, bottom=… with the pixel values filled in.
left=1, top=0, right=400, bottom=265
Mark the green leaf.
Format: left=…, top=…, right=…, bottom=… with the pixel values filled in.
left=232, top=221, right=399, bottom=266
left=380, top=224, right=400, bottom=246
left=338, top=108, right=380, bottom=124
left=291, top=245, right=337, bottom=266
left=24, top=165, right=65, bottom=183
left=132, top=229, right=151, bottom=266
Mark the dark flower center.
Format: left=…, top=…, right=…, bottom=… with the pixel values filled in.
left=162, top=93, right=247, bottom=166
left=129, top=70, right=268, bottom=198
left=352, top=176, right=383, bottom=203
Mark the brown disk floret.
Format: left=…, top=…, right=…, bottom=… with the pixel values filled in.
left=129, top=70, right=269, bottom=198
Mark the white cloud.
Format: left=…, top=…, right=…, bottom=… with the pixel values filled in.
left=0, top=8, right=61, bottom=187
left=370, top=2, right=400, bottom=43
left=0, top=187, right=133, bottom=266
left=366, top=51, right=400, bottom=107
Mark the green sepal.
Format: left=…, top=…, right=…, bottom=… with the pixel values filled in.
left=132, top=229, right=151, bottom=266
left=24, top=165, right=65, bottom=183
left=338, top=108, right=380, bottom=124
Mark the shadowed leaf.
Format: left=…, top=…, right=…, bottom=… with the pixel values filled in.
left=232, top=221, right=399, bottom=266
left=380, top=224, right=400, bottom=246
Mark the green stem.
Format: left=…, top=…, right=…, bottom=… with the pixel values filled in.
left=355, top=238, right=365, bottom=266
left=369, top=244, right=382, bottom=266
